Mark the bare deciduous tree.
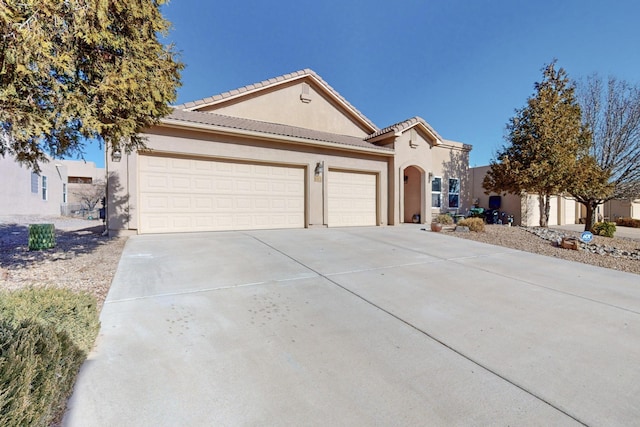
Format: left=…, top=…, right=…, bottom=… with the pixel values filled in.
left=73, top=179, right=105, bottom=212
left=570, top=75, right=640, bottom=230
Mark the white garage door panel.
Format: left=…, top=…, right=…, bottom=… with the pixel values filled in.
left=328, top=171, right=377, bottom=227
left=139, top=156, right=305, bottom=233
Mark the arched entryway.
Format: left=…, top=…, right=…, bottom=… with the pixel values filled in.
left=403, top=165, right=423, bottom=223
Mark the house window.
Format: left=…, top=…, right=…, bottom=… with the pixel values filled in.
left=63, top=183, right=67, bottom=203
left=31, top=173, right=38, bottom=193
left=42, top=176, right=48, bottom=201
left=68, top=176, right=92, bottom=184
left=431, top=176, right=442, bottom=208
left=448, top=178, right=460, bottom=208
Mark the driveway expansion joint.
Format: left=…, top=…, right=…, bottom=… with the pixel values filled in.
left=246, top=232, right=590, bottom=426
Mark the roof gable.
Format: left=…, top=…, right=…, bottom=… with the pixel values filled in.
left=365, top=117, right=444, bottom=146
left=174, top=69, right=379, bottom=137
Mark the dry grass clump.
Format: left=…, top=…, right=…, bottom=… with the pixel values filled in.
left=456, top=217, right=485, bottom=232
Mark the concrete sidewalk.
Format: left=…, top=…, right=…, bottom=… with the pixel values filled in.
left=64, top=226, right=640, bottom=426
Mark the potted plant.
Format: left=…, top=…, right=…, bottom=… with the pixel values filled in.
left=431, top=213, right=453, bottom=232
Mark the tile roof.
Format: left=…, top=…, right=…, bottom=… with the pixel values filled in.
left=365, top=116, right=443, bottom=143
left=162, top=109, right=393, bottom=154
left=173, top=69, right=379, bottom=132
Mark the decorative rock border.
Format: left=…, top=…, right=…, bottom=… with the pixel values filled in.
left=524, top=227, right=640, bottom=260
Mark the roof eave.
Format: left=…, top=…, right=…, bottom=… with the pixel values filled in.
left=366, top=122, right=443, bottom=146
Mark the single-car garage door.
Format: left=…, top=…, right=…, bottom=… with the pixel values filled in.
left=138, top=155, right=305, bottom=233
left=328, top=170, right=377, bottom=227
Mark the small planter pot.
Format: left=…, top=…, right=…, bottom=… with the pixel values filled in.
left=430, top=223, right=443, bottom=232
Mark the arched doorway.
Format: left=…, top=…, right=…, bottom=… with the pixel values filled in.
left=403, top=165, right=422, bottom=223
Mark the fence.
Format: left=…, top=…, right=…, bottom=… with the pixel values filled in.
left=60, top=204, right=101, bottom=220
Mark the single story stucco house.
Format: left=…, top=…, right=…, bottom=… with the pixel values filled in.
left=106, top=69, right=471, bottom=235
left=470, top=165, right=640, bottom=226
left=0, top=155, right=69, bottom=217
left=0, top=156, right=105, bottom=218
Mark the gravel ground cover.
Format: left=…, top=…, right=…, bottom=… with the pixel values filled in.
left=0, top=216, right=127, bottom=310
left=1, top=217, right=638, bottom=313
left=445, top=224, right=640, bottom=275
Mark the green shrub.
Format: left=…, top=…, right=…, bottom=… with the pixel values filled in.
left=0, top=320, right=85, bottom=427
left=433, top=213, right=454, bottom=225
left=592, top=221, right=616, bottom=238
left=0, top=288, right=99, bottom=355
left=615, top=217, right=640, bottom=228
left=457, top=217, right=485, bottom=232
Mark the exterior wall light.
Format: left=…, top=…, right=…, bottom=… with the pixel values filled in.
left=112, top=148, right=122, bottom=162
left=315, top=161, right=324, bottom=175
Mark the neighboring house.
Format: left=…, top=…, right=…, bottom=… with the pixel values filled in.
left=60, top=160, right=106, bottom=215
left=471, top=165, right=640, bottom=225
left=0, top=155, right=68, bottom=216
left=470, top=165, right=580, bottom=226
left=106, top=69, right=471, bottom=235
left=603, top=198, right=640, bottom=221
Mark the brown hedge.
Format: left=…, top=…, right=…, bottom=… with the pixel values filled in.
left=615, top=217, right=640, bottom=228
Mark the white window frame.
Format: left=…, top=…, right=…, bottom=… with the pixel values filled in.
left=431, top=176, right=442, bottom=208
left=42, top=176, right=48, bottom=201
left=448, top=178, right=460, bottom=209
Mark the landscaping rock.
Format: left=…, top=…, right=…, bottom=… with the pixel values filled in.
left=560, top=237, right=580, bottom=251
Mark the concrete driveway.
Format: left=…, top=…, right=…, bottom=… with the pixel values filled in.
left=64, top=226, right=640, bottom=426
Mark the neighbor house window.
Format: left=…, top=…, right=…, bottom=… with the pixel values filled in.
left=31, top=173, right=38, bottom=193
left=63, top=183, right=67, bottom=203
left=448, top=178, right=460, bottom=208
left=431, top=176, right=442, bottom=208
left=68, top=176, right=92, bottom=184
left=42, top=176, right=48, bottom=201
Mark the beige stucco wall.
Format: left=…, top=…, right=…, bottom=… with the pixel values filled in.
left=107, top=126, right=390, bottom=234
left=429, top=140, right=471, bottom=220
left=392, top=131, right=432, bottom=225
left=0, top=155, right=68, bottom=216
left=470, top=166, right=524, bottom=225
left=386, top=130, right=470, bottom=224
left=605, top=199, right=640, bottom=220
left=196, top=80, right=371, bottom=138
left=60, top=160, right=105, bottom=207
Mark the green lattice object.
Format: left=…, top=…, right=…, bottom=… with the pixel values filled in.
left=28, top=224, right=56, bottom=251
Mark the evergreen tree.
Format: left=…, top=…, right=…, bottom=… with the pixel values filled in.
left=0, top=0, right=183, bottom=171
left=484, top=61, right=588, bottom=227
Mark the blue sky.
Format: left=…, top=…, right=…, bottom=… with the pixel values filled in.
left=79, top=0, right=640, bottom=167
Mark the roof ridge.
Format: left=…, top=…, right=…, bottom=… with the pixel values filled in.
left=172, top=69, right=379, bottom=132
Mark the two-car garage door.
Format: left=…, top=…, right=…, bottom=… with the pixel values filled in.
left=139, top=155, right=305, bottom=233
left=138, top=155, right=378, bottom=233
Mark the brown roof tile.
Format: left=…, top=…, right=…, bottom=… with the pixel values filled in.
left=162, top=109, right=393, bottom=154
left=366, top=116, right=443, bottom=142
